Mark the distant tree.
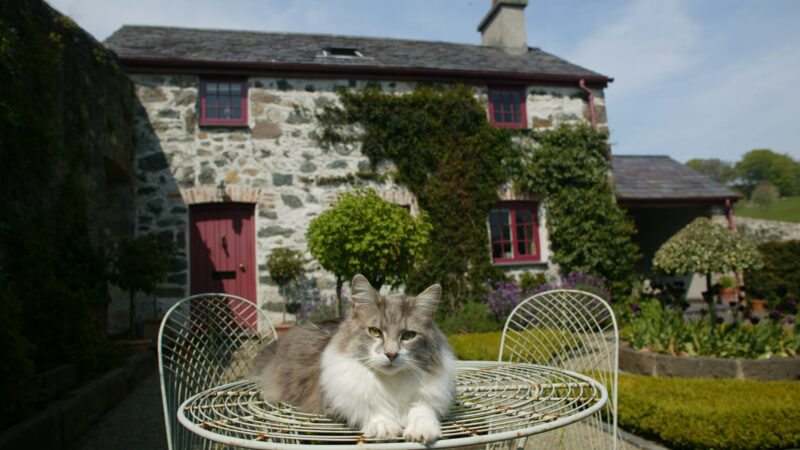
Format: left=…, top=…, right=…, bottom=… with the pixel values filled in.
left=751, top=180, right=780, bottom=211
left=735, top=149, right=800, bottom=197
left=685, top=158, right=736, bottom=185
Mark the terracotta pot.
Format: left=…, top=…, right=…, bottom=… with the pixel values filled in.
left=749, top=299, right=768, bottom=312
left=274, top=324, right=293, bottom=339
left=720, top=288, right=737, bottom=304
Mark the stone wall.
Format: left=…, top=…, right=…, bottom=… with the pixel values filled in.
left=735, top=216, right=800, bottom=244
left=127, top=73, right=601, bottom=320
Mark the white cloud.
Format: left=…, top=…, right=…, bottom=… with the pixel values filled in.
left=567, top=0, right=700, bottom=100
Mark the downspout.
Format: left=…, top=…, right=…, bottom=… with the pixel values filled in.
left=726, top=198, right=736, bottom=231
left=579, top=78, right=596, bottom=130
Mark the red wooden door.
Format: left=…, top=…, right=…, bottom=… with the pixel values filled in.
left=189, top=203, right=257, bottom=327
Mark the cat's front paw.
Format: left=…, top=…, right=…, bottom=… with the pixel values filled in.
left=363, top=416, right=402, bottom=440
left=403, top=413, right=441, bottom=444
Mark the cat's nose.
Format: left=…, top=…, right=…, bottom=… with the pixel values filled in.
left=385, top=352, right=398, bottom=361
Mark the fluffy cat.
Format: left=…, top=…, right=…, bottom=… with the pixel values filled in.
left=252, top=274, right=456, bottom=444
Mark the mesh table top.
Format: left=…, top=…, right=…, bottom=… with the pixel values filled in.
left=178, top=361, right=607, bottom=449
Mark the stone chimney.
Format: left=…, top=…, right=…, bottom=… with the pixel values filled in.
left=477, top=0, right=528, bottom=54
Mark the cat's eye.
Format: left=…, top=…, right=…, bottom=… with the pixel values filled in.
left=401, top=331, right=417, bottom=341
left=368, top=327, right=382, bottom=338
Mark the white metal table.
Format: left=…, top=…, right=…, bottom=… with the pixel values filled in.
left=178, top=361, right=607, bottom=449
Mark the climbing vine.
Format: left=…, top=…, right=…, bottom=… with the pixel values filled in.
left=513, top=124, right=640, bottom=296
left=318, top=85, right=517, bottom=312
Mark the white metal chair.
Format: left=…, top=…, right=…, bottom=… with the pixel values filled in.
left=499, top=289, right=619, bottom=450
left=158, top=293, right=277, bottom=450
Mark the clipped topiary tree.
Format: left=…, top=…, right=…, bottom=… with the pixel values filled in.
left=109, top=234, right=174, bottom=338
left=653, top=217, right=763, bottom=322
left=266, top=247, right=305, bottom=322
left=306, top=187, right=432, bottom=313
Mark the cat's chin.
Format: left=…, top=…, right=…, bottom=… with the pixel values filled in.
left=373, top=362, right=408, bottom=375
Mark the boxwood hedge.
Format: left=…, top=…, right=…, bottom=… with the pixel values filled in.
left=450, top=331, right=800, bottom=449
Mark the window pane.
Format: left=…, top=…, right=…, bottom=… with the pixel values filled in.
left=490, top=210, right=500, bottom=225
left=494, top=112, right=502, bottom=122
left=230, top=83, right=241, bottom=95
left=502, top=242, right=512, bottom=258
left=206, top=82, right=217, bottom=93
left=492, top=243, right=503, bottom=259
left=517, top=210, right=532, bottom=223
left=491, top=92, right=501, bottom=102
left=231, top=94, right=241, bottom=107
left=502, top=92, right=510, bottom=102
left=231, top=108, right=241, bottom=119
left=504, top=112, right=512, bottom=122
left=511, top=92, right=520, bottom=102
left=513, top=103, right=521, bottom=113
left=206, top=107, right=217, bottom=119
left=218, top=83, right=230, bottom=96
left=518, top=240, right=532, bottom=256
left=516, top=224, right=526, bottom=241
left=219, top=95, right=229, bottom=106
left=220, top=107, right=230, bottom=119
left=207, top=95, right=217, bottom=106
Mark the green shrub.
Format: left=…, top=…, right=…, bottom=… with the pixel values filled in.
left=517, top=271, right=547, bottom=292
left=618, top=374, right=800, bottom=449
left=448, top=329, right=581, bottom=364
left=448, top=332, right=503, bottom=361
left=745, top=240, right=800, bottom=308
left=437, top=301, right=501, bottom=335
left=266, top=247, right=305, bottom=287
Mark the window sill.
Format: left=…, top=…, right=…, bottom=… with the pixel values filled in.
left=492, top=260, right=547, bottom=268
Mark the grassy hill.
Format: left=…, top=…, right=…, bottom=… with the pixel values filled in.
left=735, top=196, right=800, bottom=223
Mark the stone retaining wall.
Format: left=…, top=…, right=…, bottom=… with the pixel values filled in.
left=619, top=345, right=800, bottom=381
left=736, top=216, right=800, bottom=244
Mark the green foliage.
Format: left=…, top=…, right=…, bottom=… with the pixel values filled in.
left=266, top=247, right=305, bottom=287
left=437, top=301, right=501, bottom=335
left=618, top=374, right=800, bottom=449
left=318, top=85, right=513, bottom=311
left=627, top=299, right=798, bottom=359
left=517, top=271, right=547, bottom=292
left=653, top=217, right=763, bottom=276
left=109, top=234, right=174, bottom=294
left=685, top=158, right=736, bottom=185
left=514, top=124, right=640, bottom=297
left=736, top=148, right=800, bottom=197
left=734, top=195, right=800, bottom=223
left=751, top=180, right=780, bottom=211
left=306, top=187, right=432, bottom=289
left=448, top=329, right=581, bottom=364
left=0, top=265, right=43, bottom=427
left=745, top=240, right=800, bottom=304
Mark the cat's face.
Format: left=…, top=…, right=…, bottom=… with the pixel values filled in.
left=344, top=274, right=442, bottom=375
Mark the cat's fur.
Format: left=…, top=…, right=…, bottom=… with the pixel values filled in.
left=252, top=274, right=455, bottom=443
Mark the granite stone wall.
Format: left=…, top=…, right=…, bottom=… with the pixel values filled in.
left=127, top=74, right=601, bottom=320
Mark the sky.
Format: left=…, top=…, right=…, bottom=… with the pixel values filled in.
left=47, top=0, right=800, bottom=163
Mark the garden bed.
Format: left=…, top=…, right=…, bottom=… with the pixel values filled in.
left=619, top=343, right=800, bottom=381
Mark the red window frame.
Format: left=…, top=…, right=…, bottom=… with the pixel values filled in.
left=199, top=79, right=248, bottom=126
left=488, top=86, right=526, bottom=129
left=489, top=202, right=540, bottom=263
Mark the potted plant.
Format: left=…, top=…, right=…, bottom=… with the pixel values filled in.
left=653, top=217, right=763, bottom=325
left=718, top=276, right=737, bottom=304
left=109, top=234, right=174, bottom=348
left=266, top=247, right=305, bottom=334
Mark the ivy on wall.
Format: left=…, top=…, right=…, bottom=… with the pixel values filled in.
left=0, top=0, right=135, bottom=426
left=318, top=85, right=517, bottom=312
left=513, top=124, right=641, bottom=296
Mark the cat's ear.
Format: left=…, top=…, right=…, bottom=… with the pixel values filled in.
left=351, top=274, right=379, bottom=318
left=411, top=284, right=441, bottom=325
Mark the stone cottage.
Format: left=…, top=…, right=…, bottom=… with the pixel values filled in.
left=103, top=0, right=734, bottom=327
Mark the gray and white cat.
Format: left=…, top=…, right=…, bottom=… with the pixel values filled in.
left=252, top=274, right=456, bottom=444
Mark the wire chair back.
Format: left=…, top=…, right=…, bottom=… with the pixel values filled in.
left=158, top=293, right=277, bottom=450
left=499, top=289, right=619, bottom=450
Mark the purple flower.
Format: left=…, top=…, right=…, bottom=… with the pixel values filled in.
left=743, top=311, right=752, bottom=319
left=631, top=303, right=640, bottom=312
left=770, top=309, right=782, bottom=320
left=787, top=316, right=795, bottom=325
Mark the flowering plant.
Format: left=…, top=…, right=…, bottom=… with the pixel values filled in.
left=297, top=291, right=351, bottom=324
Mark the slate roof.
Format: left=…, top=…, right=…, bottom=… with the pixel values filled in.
left=104, top=26, right=610, bottom=83
left=612, top=155, right=739, bottom=202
